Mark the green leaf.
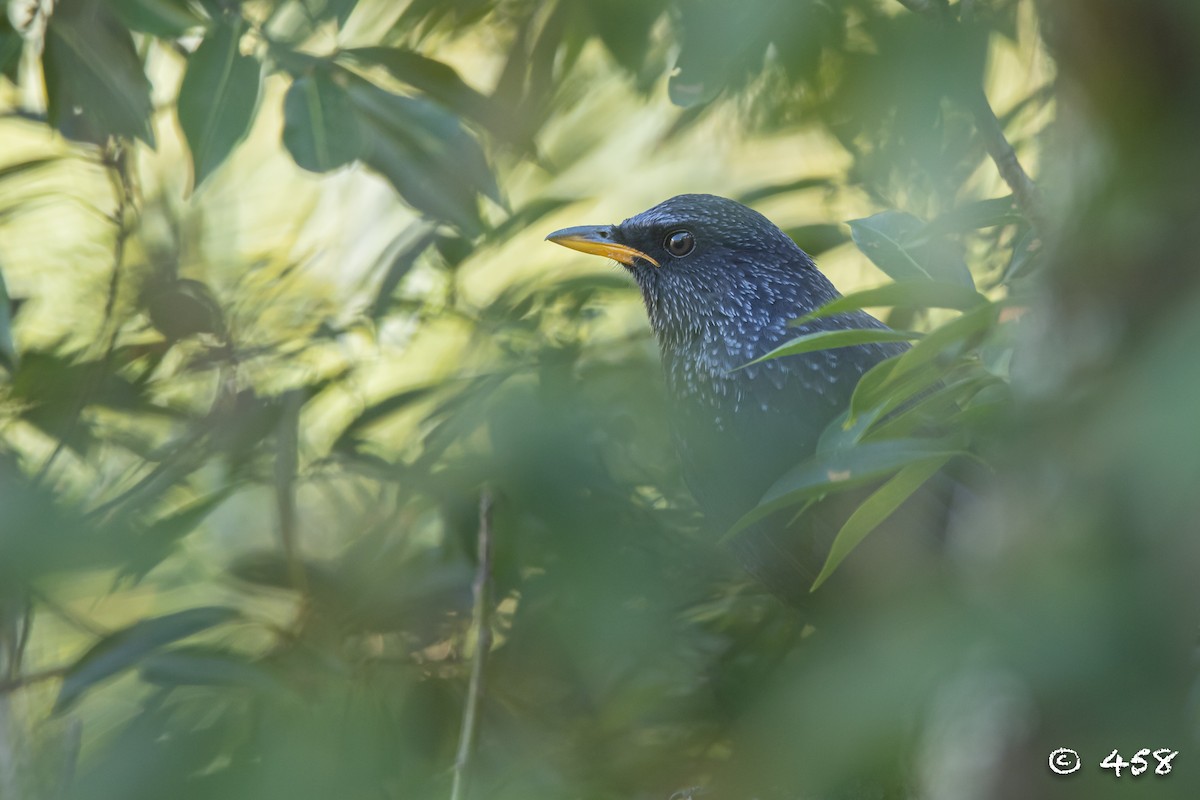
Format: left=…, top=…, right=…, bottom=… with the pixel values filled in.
left=906, top=196, right=1021, bottom=245
left=785, top=224, right=850, bottom=256
left=809, top=456, right=951, bottom=592
left=111, top=0, right=206, bottom=37
left=792, top=282, right=989, bottom=326
left=736, top=177, right=836, bottom=205
left=865, top=372, right=1002, bottom=442
left=337, top=46, right=495, bottom=129
left=43, top=0, right=156, bottom=145
left=1003, top=226, right=1045, bottom=284
left=55, top=606, right=240, bottom=712
left=342, top=71, right=498, bottom=234
left=141, top=646, right=287, bottom=694
left=725, top=439, right=964, bottom=539
left=177, top=16, right=262, bottom=188
left=121, top=487, right=237, bottom=582
left=333, top=385, right=439, bottom=451
left=744, top=328, right=919, bottom=367
left=369, top=227, right=437, bottom=319
left=143, top=278, right=226, bottom=341
left=884, top=301, right=1001, bottom=383
left=849, top=355, right=946, bottom=421
left=283, top=69, right=365, bottom=172
left=0, top=265, right=16, bottom=373
left=0, top=13, right=22, bottom=83
left=849, top=211, right=974, bottom=288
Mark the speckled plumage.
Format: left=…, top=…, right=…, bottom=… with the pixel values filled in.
left=614, top=196, right=906, bottom=536
left=549, top=194, right=942, bottom=604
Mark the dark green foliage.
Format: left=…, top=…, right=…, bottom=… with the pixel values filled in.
left=283, top=69, right=365, bottom=172
left=43, top=0, right=156, bottom=145
left=1, top=1, right=1197, bottom=799
left=177, top=14, right=262, bottom=187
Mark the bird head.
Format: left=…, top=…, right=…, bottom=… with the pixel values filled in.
left=546, top=194, right=832, bottom=342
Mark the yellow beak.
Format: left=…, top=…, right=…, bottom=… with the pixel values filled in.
left=545, top=225, right=660, bottom=268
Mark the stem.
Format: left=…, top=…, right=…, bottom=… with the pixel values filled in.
left=0, top=667, right=67, bottom=696
left=33, top=144, right=134, bottom=486
left=895, top=0, right=1048, bottom=235
left=275, top=389, right=307, bottom=596
left=967, top=88, right=1048, bottom=234
left=450, top=489, right=495, bottom=800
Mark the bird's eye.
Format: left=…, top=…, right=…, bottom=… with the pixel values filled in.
left=664, top=230, right=695, bottom=258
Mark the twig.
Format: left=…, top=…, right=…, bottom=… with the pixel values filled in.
left=34, top=143, right=134, bottom=486
left=450, top=489, right=495, bottom=800
left=275, top=389, right=308, bottom=595
left=0, top=666, right=67, bottom=696
left=894, top=0, right=1048, bottom=235
left=967, top=88, right=1048, bottom=234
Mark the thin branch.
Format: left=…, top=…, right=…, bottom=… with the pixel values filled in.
left=33, top=144, right=134, bottom=486
left=895, top=0, right=1049, bottom=236
left=967, top=88, right=1048, bottom=234
left=450, top=488, right=495, bottom=800
left=0, top=666, right=67, bottom=696
left=275, top=389, right=308, bottom=596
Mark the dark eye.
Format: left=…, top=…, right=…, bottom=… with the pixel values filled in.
left=664, top=230, right=695, bottom=258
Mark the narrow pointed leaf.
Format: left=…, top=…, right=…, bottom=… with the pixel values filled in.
left=744, top=328, right=919, bottom=367
left=55, top=606, right=240, bottom=712
left=725, top=439, right=964, bottom=539
left=849, top=211, right=974, bottom=288
left=0, top=265, right=16, bottom=372
left=810, top=456, right=951, bottom=592
left=177, top=17, right=262, bottom=187
left=793, top=282, right=988, bottom=327
left=141, top=646, right=288, bottom=694
left=112, top=0, right=206, bottom=37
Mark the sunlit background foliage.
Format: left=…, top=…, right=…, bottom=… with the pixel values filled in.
left=0, top=1, right=1197, bottom=798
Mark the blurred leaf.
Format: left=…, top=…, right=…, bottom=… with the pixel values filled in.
left=487, top=196, right=574, bottom=244
left=728, top=439, right=964, bottom=537
left=0, top=13, right=21, bottom=82
left=737, top=177, right=835, bottom=205
left=810, top=455, right=950, bottom=591
left=43, top=0, right=156, bottom=145
left=793, top=281, right=988, bottom=326
left=745, top=328, right=919, bottom=367
left=0, top=265, right=16, bottom=373
left=849, top=211, right=974, bottom=288
left=0, top=156, right=63, bottom=183
left=884, top=301, right=1000, bottom=383
left=338, top=46, right=496, bottom=129
left=1002, top=226, right=1045, bottom=284
left=334, top=385, right=439, bottom=451
left=12, top=350, right=176, bottom=454
left=580, top=0, right=668, bottom=73
left=283, top=68, right=365, bottom=172
left=340, top=70, right=498, bottom=234
left=178, top=15, right=262, bottom=187
left=369, top=228, right=437, bottom=319
left=865, top=372, right=1001, bottom=441
left=141, top=646, right=286, bottom=693
left=111, top=0, right=206, bottom=37
left=56, top=606, right=240, bottom=711
left=908, top=196, right=1021, bottom=244
left=297, top=0, right=359, bottom=28
left=143, top=278, right=226, bottom=341
left=121, top=487, right=237, bottom=582
left=849, top=355, right=947, bottom=422
left=786, top=224, right=850, bottom=256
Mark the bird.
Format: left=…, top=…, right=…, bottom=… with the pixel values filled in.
left=546, top=194, right=952, bottom=607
